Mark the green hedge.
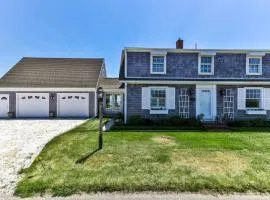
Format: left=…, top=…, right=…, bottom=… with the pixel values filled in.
left=227, top=118, right=270, bottom=127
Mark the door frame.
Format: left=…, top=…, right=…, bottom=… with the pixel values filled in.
left=196, top=85, right=217, bottom=121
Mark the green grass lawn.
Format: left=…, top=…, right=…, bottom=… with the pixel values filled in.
left=16, top=119, right=270, bottom=197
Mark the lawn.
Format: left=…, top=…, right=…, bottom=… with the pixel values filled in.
left=16, top=119, right=270, bottom=197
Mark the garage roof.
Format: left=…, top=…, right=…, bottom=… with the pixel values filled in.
left=0, top=57, right=105, bottom=88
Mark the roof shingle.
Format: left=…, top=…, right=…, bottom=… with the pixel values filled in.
left=0, top=57, right=104, bottom=88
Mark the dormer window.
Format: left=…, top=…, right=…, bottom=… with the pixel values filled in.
left=198, top=52, right=215, bottom=75
left=150, top=55, right=166, bottom=74
left=246, top=57, right=262, bottom=75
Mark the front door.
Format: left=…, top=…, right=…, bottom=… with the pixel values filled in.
left=199, top=89, right=212, bottom=120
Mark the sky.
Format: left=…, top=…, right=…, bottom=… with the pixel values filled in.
left=0, top=0, right=270, bottom=77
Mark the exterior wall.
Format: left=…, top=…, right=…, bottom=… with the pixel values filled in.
left=126, top=84, right=270, bottom=122
left=126, top=84, right=196, bottom=121
left=0, top=91, right=96, bottom=118
left=126, top=52, right=270, bottom=79
left=217, top=85, right=270, bottom=120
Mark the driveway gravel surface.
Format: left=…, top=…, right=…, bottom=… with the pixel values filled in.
left=0, top=119, right=87, bottom=195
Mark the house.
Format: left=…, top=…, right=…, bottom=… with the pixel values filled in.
left=0, top=57, right=108, bottom=118
left=119, top=39, right=270, bottom=123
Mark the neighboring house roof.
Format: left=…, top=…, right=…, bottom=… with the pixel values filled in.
left=0, top=57, right=104, bottom=88
left=99, top=78, right=124, bottom=90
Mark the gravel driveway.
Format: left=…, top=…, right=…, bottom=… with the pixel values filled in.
left=0, top=119, right=87, bottom=195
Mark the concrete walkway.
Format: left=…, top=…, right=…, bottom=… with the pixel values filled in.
left=1, top=193, right=270, bottom=200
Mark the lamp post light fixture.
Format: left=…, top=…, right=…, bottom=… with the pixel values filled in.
left=97, top=87, right=104, bottom=150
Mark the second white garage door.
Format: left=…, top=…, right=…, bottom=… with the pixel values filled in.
left=17, top=93, right=49, bottom=118
left=57, top=93, right=89, bottom=118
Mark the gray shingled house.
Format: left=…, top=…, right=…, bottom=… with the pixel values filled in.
left=119, top=39, right=270, bottom=123
left=0, top=57, right=123, bottom=118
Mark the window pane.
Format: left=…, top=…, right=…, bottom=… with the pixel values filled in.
left=246, top=89, right=261, bottom=109
left=152, top=56, right=165, bottom=73
left=114, top=95, right=121, bottom=109
left=150, top=88, right=166, bottom=110
left=200, top=56, right=212, bottom=73
left=105, top=94, right=113, bottom=109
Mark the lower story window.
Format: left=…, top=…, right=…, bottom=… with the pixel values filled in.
left=105, top=94, right=121, bottom=110
left=246, top=88, right=261, bottom=109
left=150, top=88, right=166, bottom=110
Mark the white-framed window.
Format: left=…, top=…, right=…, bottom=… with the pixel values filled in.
left=105, top=93, right=121, bottom=110
left=150, top=88, right=166, bottom=110
left=151, top=55, right=166, bottom=74
left=246, top=57, right=262, bottom=75
left=245, top=88, right=262, bottom=109
left=198, top=55, right=214, bottom=75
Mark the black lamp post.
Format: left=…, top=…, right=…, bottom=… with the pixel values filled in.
left=97, top=87, right=104, bottom=150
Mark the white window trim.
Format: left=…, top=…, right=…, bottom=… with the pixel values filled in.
left=246, top=56, right=262, bottom=75
left=244, top=87, right=264, bottom=110
left=150, top=54, right=167, bottom=74
left=198, top=55, right=215, bottom=75
left=149, top=87, right=168, bottom=114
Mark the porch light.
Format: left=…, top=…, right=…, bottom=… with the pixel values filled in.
left=50, top=94, right=55, bottom=101
left=220, top=89, right=225, bottom=96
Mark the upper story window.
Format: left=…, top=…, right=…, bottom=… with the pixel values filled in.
left=151, top=55, right=166, bottom=74
left=198, top=55, right=214, bottom=75
left=150, top=88, right=166, bottom=110
left=246, top=57, right=262, bottom=75
left=246, top=88, right=262, bottom=109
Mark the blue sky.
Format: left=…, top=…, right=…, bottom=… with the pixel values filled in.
left=1, top=0, right=270, bottom=77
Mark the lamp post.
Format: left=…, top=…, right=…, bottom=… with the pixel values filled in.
left=97, top=87, right=104, bottom=150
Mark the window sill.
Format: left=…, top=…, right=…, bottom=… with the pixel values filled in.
left=198, top=73, right=214, bottom=75
left=150, top=72, right=166, bottom=75
left=246, top=109, right=266, bottom=115
left=246, top=73, right=262, bottom=76
left=150, top=109, right=168, bottom=114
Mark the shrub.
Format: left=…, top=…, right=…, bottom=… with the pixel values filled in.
left=159, top=116, right=202, bottom=127
left=227, top=118, right=270, bottom=127
left=127, top=115, right=154, bottom=125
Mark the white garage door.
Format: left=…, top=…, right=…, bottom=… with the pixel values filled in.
left=57, top=93, right=89, bottom=118
left=17, top=93, right=49, bottom=118
left=0, top=94, right=9, bottom=118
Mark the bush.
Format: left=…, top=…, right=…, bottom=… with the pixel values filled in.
left=161, top=116, right=202, bottom=127
left=227, top=118, right=270, bottom=127
left=127, top=115, right=154, bottom=125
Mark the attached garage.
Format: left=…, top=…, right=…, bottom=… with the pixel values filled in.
left=0, top=94, right=9, bottom=118
left=16, top=93, right=49, bottom=118
left=57, top=93, right=89, bottom=118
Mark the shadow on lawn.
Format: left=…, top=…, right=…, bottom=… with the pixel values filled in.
left=75, top=148, right=100, bottom=164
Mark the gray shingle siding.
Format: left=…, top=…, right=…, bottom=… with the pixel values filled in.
left=126, top=84, right=196, bottom=121
left=126, top=52, right=270, bottom=79
left=127, top=84, right=270, bottom=121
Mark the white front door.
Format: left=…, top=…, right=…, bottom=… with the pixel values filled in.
left=196, top=85, right=216, bottom=121
left=199, top=89, right=212, bottom=119
left=0, top=94, right=9, bottom=118
left=17, top=93, right=49, bottom=118
left=57, top=93, right=89, bottom=118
